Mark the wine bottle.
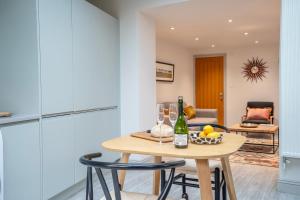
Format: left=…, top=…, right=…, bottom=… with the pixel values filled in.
left=174, top=96, right=189, bottom=148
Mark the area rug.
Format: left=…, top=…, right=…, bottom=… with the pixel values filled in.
left=229, top=135, right=279, bottom=168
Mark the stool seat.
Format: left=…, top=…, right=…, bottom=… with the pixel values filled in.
left=163, top=158, right=222, bottom=175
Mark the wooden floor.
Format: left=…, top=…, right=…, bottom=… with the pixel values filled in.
left=68, top=163, right=300, bottom=200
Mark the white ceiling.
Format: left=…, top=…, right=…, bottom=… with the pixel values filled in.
left=144, top=0, right=280, bottom=51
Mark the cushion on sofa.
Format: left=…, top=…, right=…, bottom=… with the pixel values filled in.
left=184, top=106, right=196, bottom=119
left=188, top=117, right=217, bottom=124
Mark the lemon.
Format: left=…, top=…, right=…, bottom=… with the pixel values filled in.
left=199, top=131, right=206, bottom=138
left=203, top=125, right=214, bottom=134
left=206, top=132, right=220, bottom=139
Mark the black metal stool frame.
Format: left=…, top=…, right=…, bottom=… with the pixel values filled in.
left=80, top=152, right=185, bottom=200
left=162, top=123, right=229, bottom=200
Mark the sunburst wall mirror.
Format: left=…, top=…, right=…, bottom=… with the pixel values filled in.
left=242, top=57, right=268, bottom=82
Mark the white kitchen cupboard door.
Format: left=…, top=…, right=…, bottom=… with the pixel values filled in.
left=42, top=115, right=75, bottom=200
left=74, top=109, right=120, bottom=182
left=39, top=0, right=73, bottom=115
left=0, top=0, right=40, bottom=115
left=72, top=0, right=119, bottom=111
left=1, top=121, right=41, bottom=200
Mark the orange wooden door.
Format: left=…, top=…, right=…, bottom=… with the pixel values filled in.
left=195, top=56, right=224, bottom=124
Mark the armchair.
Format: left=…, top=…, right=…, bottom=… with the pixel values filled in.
left=241, top=101, right=274, bottom=124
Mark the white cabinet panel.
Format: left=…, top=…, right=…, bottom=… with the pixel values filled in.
left=1, top=121, right=40, bottom=200
left=39, top=0, right=73, bottom=114
left=74, top=109, right=120, bottom=182
left=42, top=115, right=75, bottom=199
left=0, top=0, right=39, bottom=115
left=73, top=0, right=119, bottom=110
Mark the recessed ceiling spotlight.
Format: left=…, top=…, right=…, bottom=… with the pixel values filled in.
left=195, top=37, right=199, bottom=41
left=228, top=19, right=233, bottom=23
left=211, top=44, right=215, bottom=48
left=255, top=40, right=259, bottom=44
left=244, top=32, right=249, bottom=36
left=170, top=26, right=175, bottom=30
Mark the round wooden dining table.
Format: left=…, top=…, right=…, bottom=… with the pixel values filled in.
left=102, top=133, right=246, bottom=200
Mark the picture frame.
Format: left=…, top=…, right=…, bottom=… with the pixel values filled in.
left=156, top=61, right=175, bottom=82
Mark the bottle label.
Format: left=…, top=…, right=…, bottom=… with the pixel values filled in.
left=174, top=134, right=188, bottom=146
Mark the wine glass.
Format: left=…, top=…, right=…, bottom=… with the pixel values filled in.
left=157, top=104, right=165, bottom=144
left=169, top=104, right=178, bottom=130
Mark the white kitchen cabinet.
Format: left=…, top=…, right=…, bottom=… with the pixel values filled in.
left=0, top=0, right=39, bottom=115
left=74, top=109, right=119, bottom=182
left=42, top=115, right=75, bottom=199
left=1, top=121, right=41, bottom=200
left=72, top=0, right=119, bottom=111
left=0, top=0, right=120, bottom=199
left=39, top=0, right=73, bottom=114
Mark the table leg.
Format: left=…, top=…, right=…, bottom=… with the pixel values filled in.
left=273, top=132, right=275, bottom=154
left=118, top=153, right=130, bottom=190
left=221, top=157, right=237, bottom=200
left=195, top=159, right=213, bottom=200
left=153, top=156, right=162, bottom=195
left=278, top=128, right=280, bottom=147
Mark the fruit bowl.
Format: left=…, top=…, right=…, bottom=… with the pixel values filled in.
left=189, top=132, right=223, bottom=145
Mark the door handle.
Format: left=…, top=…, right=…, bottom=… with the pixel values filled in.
left=219, top=92, right=223, bottom=100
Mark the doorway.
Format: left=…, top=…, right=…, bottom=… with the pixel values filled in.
left=195, top=56, right=224, bottom=124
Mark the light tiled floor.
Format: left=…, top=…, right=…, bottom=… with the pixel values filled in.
left=68, top=163, right=300, bottom=200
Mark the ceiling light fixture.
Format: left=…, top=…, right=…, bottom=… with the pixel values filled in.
left=211, top=44, right=215, bottom=48
left=244, top=32, right=249, bottom=36
left=255, top=40, right=259, bottom=44
left=170, top=26, right=175, bottom=30
left=228, top=19, right=233, bottom=23
left=195, top=37, right=199, bottom=41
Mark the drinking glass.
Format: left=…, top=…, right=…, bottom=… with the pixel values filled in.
left=169, top=104, right=178, bottom=130
left=157, top=104, right=165, bottom=144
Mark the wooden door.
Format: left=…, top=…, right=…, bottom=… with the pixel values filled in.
left=195, top=56, right=224, bottom=124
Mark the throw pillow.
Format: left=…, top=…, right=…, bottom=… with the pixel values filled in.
left=246, top=108, right=271, bottom=120
left=164, top=108, right=169, bottom=116
left=184, top=106, right=196, bottom=120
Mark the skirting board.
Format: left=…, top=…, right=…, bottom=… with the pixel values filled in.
left=49, top=179, right=85, bottom=200
left=277, top=179, right=300, bottom=195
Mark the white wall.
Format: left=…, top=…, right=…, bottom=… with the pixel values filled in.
left=156, top=39, right=194, bottom=105
left=100, top=0, right=187, bottom=136
left=193, top=44, right=279, bottom=125
left=138, top=13, right=157, bottom=131
left=223, top=44, right=279, bottom=125
left=278, top=0, right=300, bottom=195
left=156, top=42, right=279, bottom=125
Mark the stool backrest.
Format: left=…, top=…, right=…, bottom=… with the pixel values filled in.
left=79, top=152, right=185, bottom=200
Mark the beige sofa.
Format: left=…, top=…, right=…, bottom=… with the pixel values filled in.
left=161, top=102, right=218, bottom=126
